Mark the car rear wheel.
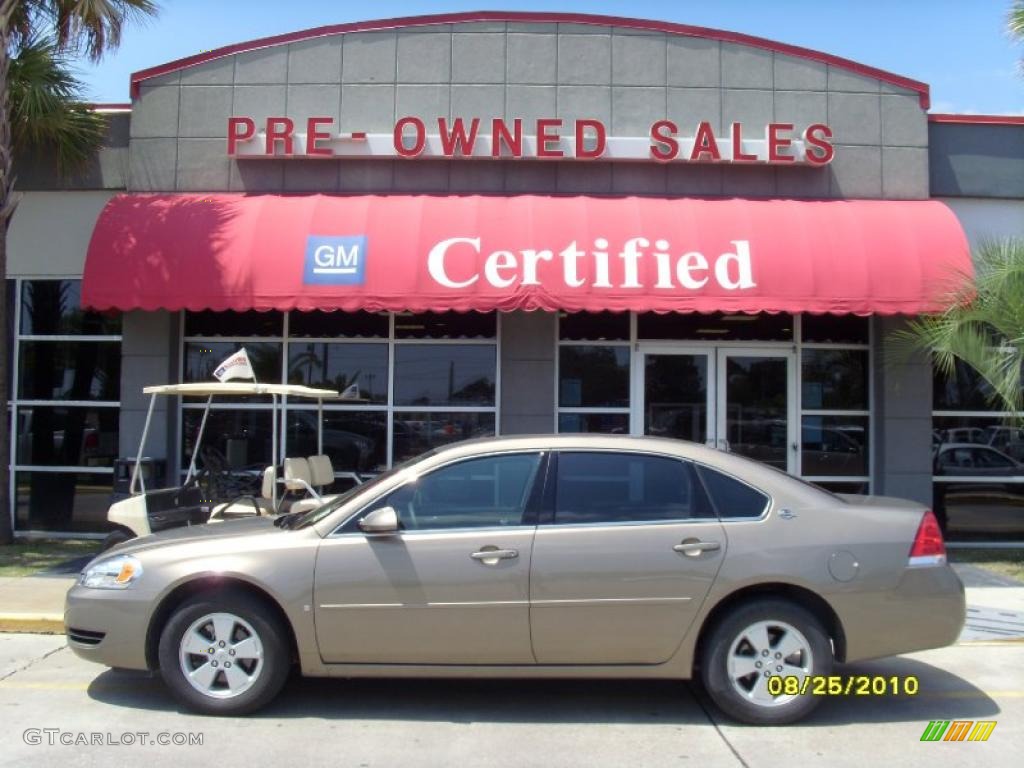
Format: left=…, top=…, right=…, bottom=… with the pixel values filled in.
left=157, top=590, right=290, bottom=715
left=700, top=599, right=832, bottom=725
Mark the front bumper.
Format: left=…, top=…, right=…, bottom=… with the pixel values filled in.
left=835, top=563, right=966, bottom=663
left=64, top=584, right=154, bottom=670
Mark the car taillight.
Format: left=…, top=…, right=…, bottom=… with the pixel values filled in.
left=908, top=510, right=946, bottom=567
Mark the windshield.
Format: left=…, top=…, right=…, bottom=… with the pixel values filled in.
left=284, top=449, right=439, bottom=530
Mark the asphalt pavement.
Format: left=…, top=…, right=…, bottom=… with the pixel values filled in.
left=0, top=633, right=1020, bottom=767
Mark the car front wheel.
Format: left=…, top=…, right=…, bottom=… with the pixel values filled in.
left=157, top=590, right=290, bottom=715
left=700, top=598, right=832, bottom=725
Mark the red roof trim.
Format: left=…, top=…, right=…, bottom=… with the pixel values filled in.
left=129, top=11, right=930, bottom=107
left=928, top=113, right=1024, bottom=126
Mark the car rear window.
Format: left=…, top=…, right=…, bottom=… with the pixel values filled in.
left=554, top=452, right=713, bottom=524
left=697, top=466, right=770, bottom=519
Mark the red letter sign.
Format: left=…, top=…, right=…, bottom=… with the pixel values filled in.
left=649, top=120, right=679, bottom=162
left=804, top=124, right=835, bottom=165
left=536, top=119, right=564, bottom=158
left=492, top=118, right=523, bottom=158
left=306, top=117, right=334, bottom=157
left=394, top=116, right=426, bottom=158
left=690, top=122, right=721, bottom=162
left=439, top=118, right=480, bottom=157
left=731, top=122, right=757, bottom=163
left=265, top=117, right=295, bottom=156
left=227, top=116, right=256, bottom=156
left=767, top=123, right=795, bottom=163
left=575, top=119, right=606, bottom=159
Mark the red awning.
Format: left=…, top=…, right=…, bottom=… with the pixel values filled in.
left=82, top=193, right=971, bottom=315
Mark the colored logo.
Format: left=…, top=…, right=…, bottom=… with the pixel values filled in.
left=304, top=236, right=367, bottom=285
left=920, top=720, right=997, bottom=742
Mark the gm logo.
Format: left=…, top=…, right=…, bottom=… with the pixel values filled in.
left=304, top=236, right=367, bottom=285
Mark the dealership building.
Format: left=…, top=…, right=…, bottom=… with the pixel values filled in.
left=7, top=11, right=1024, bottom=540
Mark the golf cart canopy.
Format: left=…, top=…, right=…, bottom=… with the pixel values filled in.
left=143, top=383, right=340, bottom=398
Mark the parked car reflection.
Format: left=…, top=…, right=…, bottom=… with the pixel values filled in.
left=933, top=442, right=1024, bottom=537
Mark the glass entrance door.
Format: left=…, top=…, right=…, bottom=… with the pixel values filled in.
left=635, top=346, right=797, bottom=473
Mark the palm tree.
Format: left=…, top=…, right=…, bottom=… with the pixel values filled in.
left=0, top=1, right=157, bottom=544
left=891, top=239, right=1024, bottom=417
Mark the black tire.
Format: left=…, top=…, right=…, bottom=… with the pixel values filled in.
left=100, top=528, right=133, bottom=552
left=157, top=589, right=290, bottom=716
left=700, top=598, right=832, bottom=725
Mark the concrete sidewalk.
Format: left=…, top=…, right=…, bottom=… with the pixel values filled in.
left=0, top=576, right=74, bottom=633
left=1, top=570, right=1023, bottom=641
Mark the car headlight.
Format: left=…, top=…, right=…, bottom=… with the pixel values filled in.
left=79, top=555, right=143, bottom=590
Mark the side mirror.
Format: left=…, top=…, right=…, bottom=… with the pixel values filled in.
left=359, top=506, right=399, bottom=534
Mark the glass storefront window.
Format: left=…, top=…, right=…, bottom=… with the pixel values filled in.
left=392, top=412, right=496, bottom=463
left=801, top=314, right=869, bottom=344
left=801, top=349, right=868, bottom=410
left=11, top=279, right=121, bottom=534
left=286, top=410, right=387, bottom=474
left=801, top=416, right=869, bottom=477
left=183, top=341, right=282, bottom=387
left=19, top=280, right=120, bottom=336
left=287, top=342, right=388, bottom=404
left=394, top=311, right=496, bottom=339
left=184, top=310, right=283, bottom=337
left=559, top=346, right=629, bottom=408
left=637, top=312, right=793, bottom=341
left=558, top=413, right=629, bottom=434
left=15, top=472, right=115, bottom=533
left=289, top=310, right=388, bottom=338
left=933, top=360, right=1002, bottom=412
left=181, top=409, right=274, bottom=471
left=559, top=311, right=629, bottom=341
left=18, top=341, right=121, bottom=400
left=393, top=345, right=496, bottom=406
left=16, top=406, right=119, bottom=467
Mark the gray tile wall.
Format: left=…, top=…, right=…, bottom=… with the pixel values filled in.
left=119, top=311, right=178, bottom=480
left=500, top=311, right=556, bottom=434
left=872, top=316, right=934, bottom=507
left=127, top=22, right=930, bottom=199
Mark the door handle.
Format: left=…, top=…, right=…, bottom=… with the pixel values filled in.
left=673, top=540, right=721, bottom=556
left=470, top=548, right=519, bottom=563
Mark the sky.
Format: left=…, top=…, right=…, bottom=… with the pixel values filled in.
left=74, top=0, right=1023, bottom=114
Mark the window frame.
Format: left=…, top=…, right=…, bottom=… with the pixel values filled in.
left=179, top=311, right=501, bottom=488
left=8, top=278, right=122, bottom=537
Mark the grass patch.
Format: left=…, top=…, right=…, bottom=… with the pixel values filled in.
left=0, top=539, right=100, bottom=577
left=949, top=548, right=1024, bottom=583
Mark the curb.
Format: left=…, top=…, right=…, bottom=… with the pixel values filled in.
left=0, top=615, right=65, bottom=635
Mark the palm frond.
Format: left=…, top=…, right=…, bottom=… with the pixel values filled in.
left=7, top=34, right=107, bottom=174
left=46, top=0, right=159, bottom=61
left=889, top=238, right=1024, bottom=415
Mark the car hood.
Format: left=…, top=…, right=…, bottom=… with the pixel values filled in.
left=102, top=517, right=281, bottom=560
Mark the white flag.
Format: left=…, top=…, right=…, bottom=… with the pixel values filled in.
left=213, top=348, right=256, bottom=382
left=340, top=381, right=360, bottom=399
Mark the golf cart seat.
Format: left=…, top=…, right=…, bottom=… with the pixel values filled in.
left=308, top=454, right=334, bottom=491
left=210, top=466, right=277, bottom=519
left=284, top=458, right=324, bottom=515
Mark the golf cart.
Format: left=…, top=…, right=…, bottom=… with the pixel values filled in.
left=102, top=382, right=341, bottom=550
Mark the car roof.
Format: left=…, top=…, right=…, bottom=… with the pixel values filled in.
left=421, top=433, right=824, bottom=498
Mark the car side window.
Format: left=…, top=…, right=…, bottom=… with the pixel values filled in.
left=369, top=453, right=542, bottom=531
left=697, top=466, right=770, bottom=519
left=554, top=452, right=712, bottom=524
